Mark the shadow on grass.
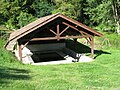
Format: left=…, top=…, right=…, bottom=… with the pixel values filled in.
left=94, top=50, right=111, bottom=59
left=0, top=66, right=30, bottom=85
left=66, top=40, right=111, bottom=58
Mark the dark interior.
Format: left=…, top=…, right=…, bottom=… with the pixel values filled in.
left=32, top=52, right=65, bottom=63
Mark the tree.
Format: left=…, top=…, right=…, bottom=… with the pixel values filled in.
left=52, top=2, right=77, bottom=19
left=17, top=12, right=36, bottom=28
left=111, top=0, right=120, bottom=34
left=0, top=0, right=119, bottom=34
left=32, top=0, right=54, bottom=18
left=84, top=0, right=120, bottom=34
left=52, top=0, right=87, bottom=21
left=0, top=0, right=34, bottom=29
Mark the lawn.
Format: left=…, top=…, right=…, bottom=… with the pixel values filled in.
left=0, top=38, right=120, bottom=90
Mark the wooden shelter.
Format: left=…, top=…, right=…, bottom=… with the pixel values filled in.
left=5, top=13, right=103, bottom=62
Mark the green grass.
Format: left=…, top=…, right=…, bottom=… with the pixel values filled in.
left=0, top=37, right=120, bottom=90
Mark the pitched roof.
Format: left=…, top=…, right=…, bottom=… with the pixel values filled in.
left=9, top=13, right=60, bottom=41
left=5, top=13, right=104, bottom=51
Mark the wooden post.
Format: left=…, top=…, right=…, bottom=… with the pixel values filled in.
left=57, top=24, right=60, bottom=41
left=91, top=36, right=94, bottom=58
left=18, top=42, right=22, bottom=62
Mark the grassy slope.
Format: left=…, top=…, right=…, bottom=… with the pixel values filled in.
left=0, top=34, right=120, bottom=90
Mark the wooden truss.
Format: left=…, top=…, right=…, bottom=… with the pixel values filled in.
left=18, top=22, right=95, bottom=62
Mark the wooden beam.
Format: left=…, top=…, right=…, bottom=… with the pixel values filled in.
left=30, top=35, right=89, bottom=41
left=62, top=22, right=93, bottom=37
left=60, top=14, right=104, bottom=37
left=62, top=22, right=80, bottom=32
left=85, top=37, right=92, bottom=45
left=60, top=36, right=86, bottom=39
left=79, top=31, right=91, bottom=44
left=78, top=30, right=93, bottom=45
left=82, top=31, right=93, bottom=38
left=49, top=29, right=57, bottom=36
left=22, top=41, right=29, bottom=49
left=62, top=22, right=86, bottom=37
left=60, top=26, right=69, bottom=35
left=30, top=37, right=57, bottom=41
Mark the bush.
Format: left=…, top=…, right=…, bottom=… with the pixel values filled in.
left=104, top=33, right=120, bottom=49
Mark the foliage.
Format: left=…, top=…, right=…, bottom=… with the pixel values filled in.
left=0, top=0, right=119, bottom=34
left=0, top=0, right=34, bottom=29
left=52, top=2, right=77, bottom=19
left=17, top=12, right=36, bottom=28
left=84, top=0, right=120, bottom=33
left=32, top=0, right=54, bottom=18
left=52, top=0, right=86, bottom=22
left=0, top=25, right=10, bottom=40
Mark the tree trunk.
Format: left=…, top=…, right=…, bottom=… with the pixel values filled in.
left=117, top=21, right=120, bottom=34
left=111, top=0, right=120, bottom=34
